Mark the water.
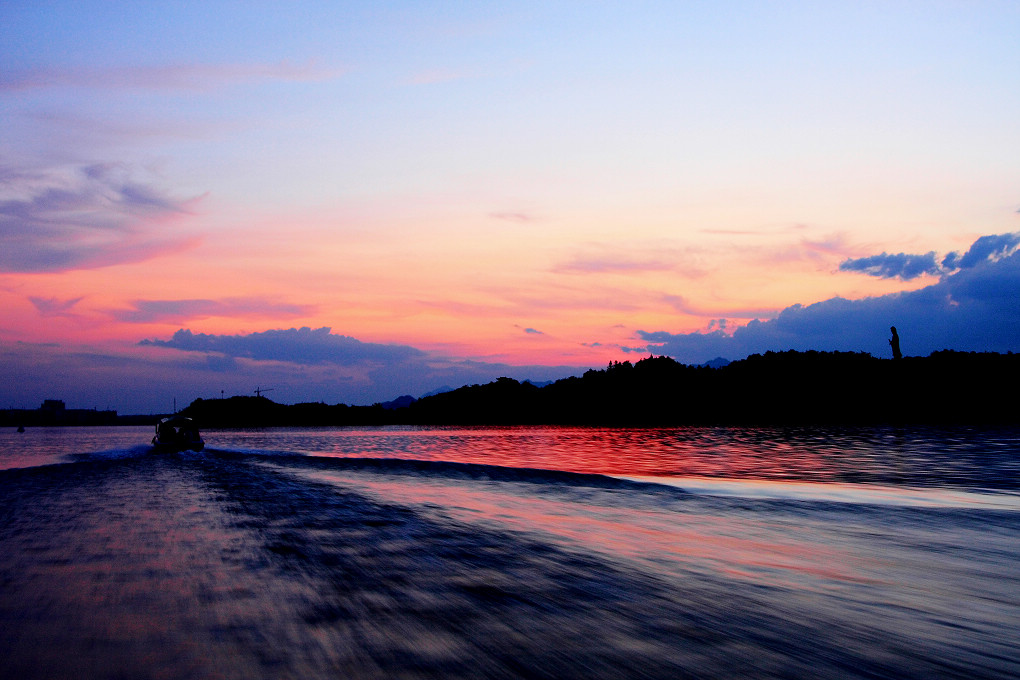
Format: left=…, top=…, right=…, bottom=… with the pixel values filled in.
left=1, top=425, right=1018, bottom=679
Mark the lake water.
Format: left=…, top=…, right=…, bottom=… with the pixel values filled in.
left=1, top=425, right=1018, bottom=679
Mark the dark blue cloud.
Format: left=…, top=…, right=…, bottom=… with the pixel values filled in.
left=138, top=328, right=583, bottom=403
left=838, top=251, right=940, bottom=280
left=140, top=327, right=425, bottom=366
left=841, top=232, right=1020, bottom=280
left=639, top=234, right=1020, bottom=362
left=944, top=232, right=1020, bottom=270
left=0, top=329, right=586, bottom=413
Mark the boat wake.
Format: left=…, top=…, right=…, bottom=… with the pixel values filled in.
left=211, top=447, right=1020, bottom=512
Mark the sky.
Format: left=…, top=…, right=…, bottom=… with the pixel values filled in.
left=2, top=1, right=1019, bottom=413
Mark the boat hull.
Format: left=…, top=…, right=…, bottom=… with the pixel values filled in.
left=151, top=416, right=205, bottom=452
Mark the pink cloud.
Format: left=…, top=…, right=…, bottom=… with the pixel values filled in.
left=112, top=298, right=317, bottom=324
left=554, top=255, right=677, bottom=275
left=0, top=162, right=203, bottom=273
left=489, top=211, right=537, bottom=223
left=28, top=296, right=85, bottom=317
left=661, top=294, right=778, bottom=320
left=552, top=243, right=707, bottom=278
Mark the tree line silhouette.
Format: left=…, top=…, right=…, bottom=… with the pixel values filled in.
left=179, top=350, right=1019, bottom=427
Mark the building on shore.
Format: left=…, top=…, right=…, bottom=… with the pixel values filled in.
left=1, top=400, right=118, bottom=427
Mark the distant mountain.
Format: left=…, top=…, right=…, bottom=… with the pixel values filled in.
left=419, top=385, right=456, bottom=398
left=379, top=395, right=416, bottom=410
left=414, top=380, right=550, bottom=403
left=702, top=357, right=730, bottom=368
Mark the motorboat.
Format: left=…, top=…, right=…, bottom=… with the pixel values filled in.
left=151, top=415, right=205, bottom=452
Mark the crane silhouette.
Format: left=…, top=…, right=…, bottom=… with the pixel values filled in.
left=254, top=387, right=274, bottom=398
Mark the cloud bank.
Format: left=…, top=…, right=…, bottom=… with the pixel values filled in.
left=89, top=327, right=580, bottom=412
left=2, top=328, right=585, bottom=414
left=639, top=232, right=1020, bottom=362
left=140, top=327, right=426, bottom=366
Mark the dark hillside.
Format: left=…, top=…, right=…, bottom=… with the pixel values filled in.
left=177, top=351, right=1019, bottom=427
left=407, top=351, right=1019, bottom=426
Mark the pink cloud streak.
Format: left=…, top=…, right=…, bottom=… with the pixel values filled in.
left=0, top=60, right=347, bottom=92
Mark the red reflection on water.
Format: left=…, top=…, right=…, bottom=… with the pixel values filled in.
left=235, top=426, right=919, bottom=484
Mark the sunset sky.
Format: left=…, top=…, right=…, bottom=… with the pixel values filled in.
left=2, top=1, right=1019, bottom=413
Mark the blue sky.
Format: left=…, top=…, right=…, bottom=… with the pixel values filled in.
left=2, top=1, right=1019, bottom=412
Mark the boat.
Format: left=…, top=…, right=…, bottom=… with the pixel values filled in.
left=151, top=415, right=205, bottom=452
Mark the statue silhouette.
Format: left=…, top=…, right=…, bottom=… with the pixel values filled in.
left=889, top=326, right=902, bottom=360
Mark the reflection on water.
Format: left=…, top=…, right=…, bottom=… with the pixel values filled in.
left=0, top=426, right=152, bottom=471
left=1, top=425, right=1019, bottom=678
left=206, top=424, right=1020, bottom=489
left=4, top=424, right=1019, bottom=490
